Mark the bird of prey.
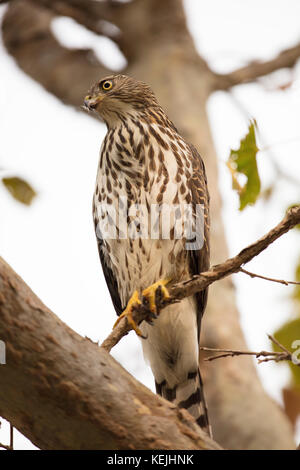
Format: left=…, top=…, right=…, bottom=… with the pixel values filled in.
left=84, top=75, right=211, bottom=435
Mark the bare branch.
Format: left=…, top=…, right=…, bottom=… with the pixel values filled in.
left=0, top=442, right=11, bottom=450
left=101, top=205, right=300, bottom=353
left=213, top=42, right=300, bottom=90
left=201, top=346, right=290, bottom=363
left=201, top=335, right=298, bottom=366
left=239, top=267, right=300, bottom=286
left=2, top=0, right=112, bottom=108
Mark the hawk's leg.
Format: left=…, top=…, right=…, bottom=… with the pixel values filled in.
left=142, top=278, right=171, bottom=314
left=113, top=290, right=143, bottom=336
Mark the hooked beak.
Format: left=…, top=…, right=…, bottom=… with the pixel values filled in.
left=84, top=95, right=103, bottom=110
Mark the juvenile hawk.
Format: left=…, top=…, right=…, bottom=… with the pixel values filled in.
left=84, top=75, right=210, bottom=434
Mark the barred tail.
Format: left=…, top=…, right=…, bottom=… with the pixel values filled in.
left=156, top=369, right=212, bottom=437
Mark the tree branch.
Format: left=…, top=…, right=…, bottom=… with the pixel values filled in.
left=2, top=0, right=208, bottom=105
left=201, top=335, right=298, bottom=365
left=0, top=423, right=14, bottom=450
left=239, top=267, right=300, bottom=286
left=101, top=205, right=300, bottom=353
left=0, top=257, right=221, bottom=450
left=213, top=42, right=300, bottom=90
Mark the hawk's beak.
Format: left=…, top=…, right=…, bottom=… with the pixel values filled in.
left=84, top=95, right=103, bottom=110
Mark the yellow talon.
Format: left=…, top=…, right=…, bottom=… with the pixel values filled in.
left=113, top=290, right=143, bottom=336
left=142, top=278, right=171, bottom=314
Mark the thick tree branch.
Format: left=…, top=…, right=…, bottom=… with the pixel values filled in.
left=201, top=335, right=299, bottom=365
left=101, top=205, right=300, bottom=353
left=2, top=0, right=112, bottom=107
left=0, top=257, right=220, bottom=450
left=29, top=0, right=138, bottom=59
left=30, top=0, right=130, bottom=32
left=202, top=346, right=290, bottom=363
left=213, top=42, right=300, bottom=90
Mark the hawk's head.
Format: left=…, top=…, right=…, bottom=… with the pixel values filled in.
left=84, top=74, right=158, bottom=126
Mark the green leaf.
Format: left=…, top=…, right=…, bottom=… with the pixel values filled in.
left=2, top=177, right=36, bottom=205
left=227, top=120, right=261, bottom=210
left=273, top=318, right=300, bottom=386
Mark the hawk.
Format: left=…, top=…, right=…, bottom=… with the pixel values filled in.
left=84, top=75, right=211, bottom=435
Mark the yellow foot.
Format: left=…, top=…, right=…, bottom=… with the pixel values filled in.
left=113, top=290, right=142, bottom=336
left=142, top=278, right=171, bottom=314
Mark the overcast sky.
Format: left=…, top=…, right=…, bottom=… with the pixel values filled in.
left=1, top=0, right=300, bottom=449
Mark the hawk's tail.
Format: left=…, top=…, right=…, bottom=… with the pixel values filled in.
left=156, top=369, right=212, bottom=437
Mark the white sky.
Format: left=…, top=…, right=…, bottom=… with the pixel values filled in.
left=1, top=0, right=300, bottom=449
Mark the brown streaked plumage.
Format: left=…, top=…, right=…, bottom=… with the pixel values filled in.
left=85, top=74, right=211, bottom=435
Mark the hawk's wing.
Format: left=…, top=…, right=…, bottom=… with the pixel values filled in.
left=187, top=144, right=210, bottom=340
left=97, top=239, right=123, bottom=316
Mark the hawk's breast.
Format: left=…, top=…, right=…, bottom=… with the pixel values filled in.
left=93, top=118, right=196, bottom=307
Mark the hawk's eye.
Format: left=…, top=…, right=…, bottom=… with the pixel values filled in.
left=101, top=80, right=113, bottom=91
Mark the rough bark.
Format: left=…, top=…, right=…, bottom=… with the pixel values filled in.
left=0, top=257, right=221, bottom=450
left=2, top=0, right=299, bottom=449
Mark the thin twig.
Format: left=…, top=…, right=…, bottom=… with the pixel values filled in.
left=100, top=205, right=300, bottom=353
left=239, top=267, right=300, bottom=286
left=228, top=91, right=300, bottom=189
left=201, top=335, right=295, bottom=365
